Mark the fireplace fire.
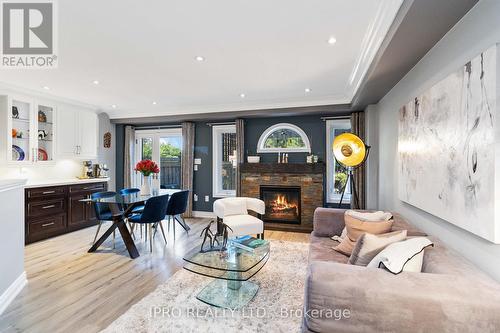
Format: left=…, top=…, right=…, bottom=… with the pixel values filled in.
left=260, top=186, right=301, bottom=224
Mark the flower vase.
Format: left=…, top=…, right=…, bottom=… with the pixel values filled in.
left=140, top=175, right=152, bottom=196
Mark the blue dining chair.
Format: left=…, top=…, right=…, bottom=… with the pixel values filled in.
left=128, top=194, right=170, bottom=252
left=119, top=188, right=145, bottom=213
left=91, top=191, right=118, bottom=246
left=165, top=190, right=190, bottom=238
left=119, top=188, right=146, bottom=239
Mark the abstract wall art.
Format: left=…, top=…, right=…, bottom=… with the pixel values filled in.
left=398, top=44, right=499, bottom=243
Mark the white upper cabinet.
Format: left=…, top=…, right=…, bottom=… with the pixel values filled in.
left=1, top=94, right=57, bottom=165
left=78, top=111, right=98, bottom=158
left=56, top=107, right=78, bottom=157
left=56, top=107, right=98, bottom=159
left=1, top=92, right=99, bottom=164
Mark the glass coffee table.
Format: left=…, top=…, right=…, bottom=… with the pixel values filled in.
left=183, top=238, right=270, bottom=310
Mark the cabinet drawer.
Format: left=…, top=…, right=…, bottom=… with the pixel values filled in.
left=27, top=214, right=66, bottom=242
left=26, top=186, right=66, bottom=199
left=69, top=182, right=106, bottom=194
left=28, top=198, right=66, bottom=217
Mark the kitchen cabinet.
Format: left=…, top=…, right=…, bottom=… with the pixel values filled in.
left=25, top=181, right=107, bottom=244
left=0, top=94, right=57, bottom=165
left=56, top=107, right=98, bottom=159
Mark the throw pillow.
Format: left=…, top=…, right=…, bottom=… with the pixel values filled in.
left=333, top=214, right=394, bottom=256
left=223, top=199, right=248, bottom=216
left=344, top=213, right=394, bottom=240
left=367, top=237, right=433, bottom=274
left=345, top=210, right=393, bottom=222
left=348, top=230, right=407, bottom=266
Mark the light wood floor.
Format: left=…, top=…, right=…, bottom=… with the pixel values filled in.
left=0, top=219, right=309, bottom=333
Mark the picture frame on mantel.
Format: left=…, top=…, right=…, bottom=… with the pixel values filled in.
left=398, top=44, right=499, bottom=243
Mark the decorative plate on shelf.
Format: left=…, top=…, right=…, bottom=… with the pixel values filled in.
left=12, top=145, right=25, bottom=161
left=38, top=110, right=47, bottom=122
left=38, top=148, right=48, bottom=161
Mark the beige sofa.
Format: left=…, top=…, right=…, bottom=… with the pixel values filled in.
left=302, top=208, right=500, bottom=333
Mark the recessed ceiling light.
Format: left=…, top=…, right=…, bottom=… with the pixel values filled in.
left=195, top=56, right=205, bottom=62
left=327, top=36, right=337, bottom=45
left=111, top=104, right=117, bottom=109
left=92, top=80, right=100, bottom=85
left=43, top=86, right=50, bottom=90
left=305, top=88, right=311, bottom=93
left=152, top=101, right=157, bottom=105
left=240, top=93, right=246, bottom=98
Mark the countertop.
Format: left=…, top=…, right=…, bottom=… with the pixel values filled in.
left=25, top=178, right=110, bottom=189
left=0, top=179, right=28, bottom=192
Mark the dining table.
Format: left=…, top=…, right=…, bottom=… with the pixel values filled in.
left=83, top=188, right=182, bottom=259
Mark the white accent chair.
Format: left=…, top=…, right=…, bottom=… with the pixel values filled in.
left=213, top=197, right=265, bottom=239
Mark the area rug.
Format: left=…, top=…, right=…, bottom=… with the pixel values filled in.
left=102, top=240, right=309, bottom=333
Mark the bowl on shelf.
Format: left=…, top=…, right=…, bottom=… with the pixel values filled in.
left=247, top=156, right=260, bottom=163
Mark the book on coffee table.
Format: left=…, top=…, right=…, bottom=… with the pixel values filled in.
left=230, top=235, right=266, bottom=252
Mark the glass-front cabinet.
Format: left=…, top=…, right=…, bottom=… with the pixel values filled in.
left=5, top=95, right=56, bottom=164
left=35, top=103, right=55, bottom=163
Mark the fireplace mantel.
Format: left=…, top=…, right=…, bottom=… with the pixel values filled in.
left=240, top=162, right=324, bottom=233
left=240, top=162, right=325, bottom=174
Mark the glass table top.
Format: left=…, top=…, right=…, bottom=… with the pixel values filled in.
left=84, top=189, right=180, bottom=205
left=183, top=239, right=270, bottom=281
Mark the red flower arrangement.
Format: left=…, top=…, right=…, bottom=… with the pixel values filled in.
left=135, top=159, right=160, bottom=176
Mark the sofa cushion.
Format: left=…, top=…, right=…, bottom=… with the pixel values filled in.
left=348, top=230, right=407, bottom=266
left=309, top=233, right=349, bottom=264
left=391, top=212, right=428, bottom=236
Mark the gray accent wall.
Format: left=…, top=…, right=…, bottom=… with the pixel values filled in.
left=115, top=115, right=330, bottom=212
left=371, top=0, right=500, bottom=281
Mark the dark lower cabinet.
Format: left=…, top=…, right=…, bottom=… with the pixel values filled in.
left=68, top=194, right=88, bottom=227
left=25, top=181, right=107, bottom=244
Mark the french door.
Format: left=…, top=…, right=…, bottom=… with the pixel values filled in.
left=135, top=129, right=183, bottom=189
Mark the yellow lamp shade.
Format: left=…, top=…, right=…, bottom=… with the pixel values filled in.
left=333, top=133, right=366, bottom=167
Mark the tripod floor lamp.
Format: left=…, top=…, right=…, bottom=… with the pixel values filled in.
left=332, top=133, right=370, bottom=209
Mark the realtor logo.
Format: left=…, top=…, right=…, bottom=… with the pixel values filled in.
left=1, top=1, right=57, bottom=68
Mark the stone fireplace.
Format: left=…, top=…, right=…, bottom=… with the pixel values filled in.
left=240, top=163, right=324, bottom=232
left=260, top=186, right=301, bottom=224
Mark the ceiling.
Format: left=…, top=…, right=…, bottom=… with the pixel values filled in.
left=0, top=0, right=403, bottom=119
left=352, top=0, right=479, bottom=108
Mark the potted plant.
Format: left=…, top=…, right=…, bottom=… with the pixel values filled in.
left=135, top=159, right=160, bottom=195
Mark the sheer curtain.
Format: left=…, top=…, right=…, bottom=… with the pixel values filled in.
left=123, top=125, right=135, bottom=188
left=235, top=119, right=245, bottom=196
left=350, top=111, right=366, bottom=209
left=181, top=122, right=195, bottom=217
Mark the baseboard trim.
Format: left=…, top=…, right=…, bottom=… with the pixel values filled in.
left=192, top=210, right=216, bottom=218
left=0, top=271, right=27, bottom=315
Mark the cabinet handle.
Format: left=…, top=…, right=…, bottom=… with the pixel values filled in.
left=42, top=204, right=56, bottom=209
left=42, top=191, right=56, bottom=194
left=42, top=222, right=55, bottom=227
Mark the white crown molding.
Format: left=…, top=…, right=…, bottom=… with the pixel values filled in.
left=192, top=211, right=216, bottom=218
left=0, top=271, right=27, bottom=315
left=106, top=94, right=350, bottom=119
left=347, top=0, right=404, bottom=100
left=0, top=81, right=102, bottom=112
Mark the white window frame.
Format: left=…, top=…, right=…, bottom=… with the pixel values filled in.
left=134, top=128, right=182, bottom=187
left=256, top=123, right=311, bottom=153
left=212, top=124, right=237, bottom=198
left=326, top=119, right=352, bottom=204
